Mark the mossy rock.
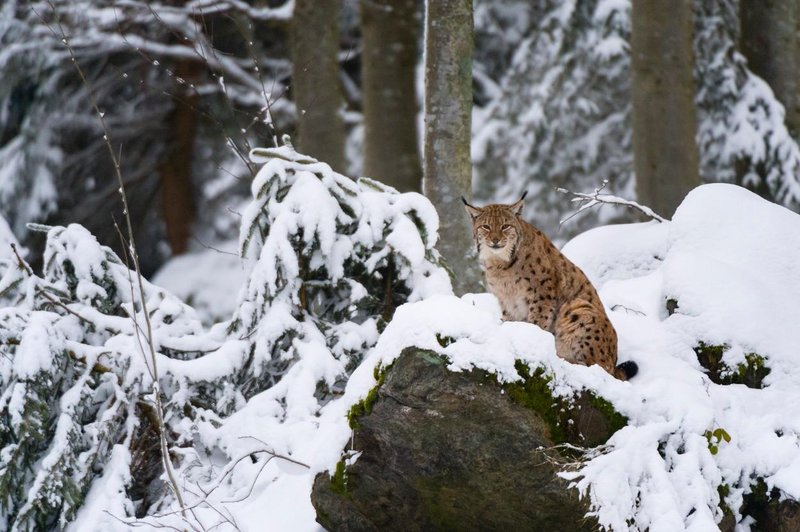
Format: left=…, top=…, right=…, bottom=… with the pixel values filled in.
left=695, top=342, right=770, bottom=389
left=504, top=361, right=627, bottom=449
left=311, top=347, right=623, bottom=531
left=718, top=478, right=800, bottom=532
left=346, top=361, right=395, bottom=430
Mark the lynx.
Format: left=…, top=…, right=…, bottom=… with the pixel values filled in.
left=463, top=194, right=637, bottom=380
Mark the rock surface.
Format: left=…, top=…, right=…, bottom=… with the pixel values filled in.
left=719, top=479, right=800, bottom=532
left=311, top=347, right=622, bottom=531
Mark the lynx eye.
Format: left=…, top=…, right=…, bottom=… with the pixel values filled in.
left=479, top=225, right=490, bottom=231
left=501, top=224, right=512, bottom=230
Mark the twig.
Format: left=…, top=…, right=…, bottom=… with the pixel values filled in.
left=203, top=445, right=309, bottom=497
left=180, top=485, right=242, bottom=530
left=557, top=180, right=668, bottom=226
left=611, top=304, right=646, bottom=316
left=112, top=219, right=156, bottom=379
left=191, top=237, right=240, bottom=257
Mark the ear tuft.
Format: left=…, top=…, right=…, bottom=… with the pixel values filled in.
left=510, top=192, right=527, bottom=216
left=462, top=198, right=482, bottom=219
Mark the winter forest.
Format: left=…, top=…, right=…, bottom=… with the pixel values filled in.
left=3, top=0, right=800, bottom=530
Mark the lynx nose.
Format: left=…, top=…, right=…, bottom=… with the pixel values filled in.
left=489, top=239, right=502, bottom=248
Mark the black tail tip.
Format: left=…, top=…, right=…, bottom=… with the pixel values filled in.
left=616, top=360, right=639, bottom=380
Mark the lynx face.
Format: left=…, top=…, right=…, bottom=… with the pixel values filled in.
left=463, top=198, right=525, bottom=265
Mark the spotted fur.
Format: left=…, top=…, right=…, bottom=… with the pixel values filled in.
left=463, top=195, right=637, bottom=380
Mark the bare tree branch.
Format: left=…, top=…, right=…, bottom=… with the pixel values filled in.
left=557, top=180, right=668, bottom=227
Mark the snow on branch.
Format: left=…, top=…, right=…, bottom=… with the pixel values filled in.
left=184, top=0, right=295, bottom=20
left=557, top=180, right=667, bottom=226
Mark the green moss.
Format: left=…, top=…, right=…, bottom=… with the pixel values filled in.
left=588, top=393, right=629, bottom=435
left=732, top=354, right=770, bottom=389
left=503, top=363, right=568, bottom=444
left=514, top=360, right=532, bottom=379
left=695, top=343, right=770, bottom=389
left=414, top=474, right=462, bottom=530
left=718, top=483, right=733, bottom=517
left=347, top=361, right=394, bottom=429
left=749, top=477, right=770, bottom=505
left=502, top=360, right=627, bottom=447
left=330, top=459, right=349, bottom=495
left=435, top=333, right=455, bottom=347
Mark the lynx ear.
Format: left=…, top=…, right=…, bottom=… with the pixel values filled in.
left=462, top=197, right=483, bottom=219
left=510, top=191, right=528, bottom=216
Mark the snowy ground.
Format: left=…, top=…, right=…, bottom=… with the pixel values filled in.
left=152, top=241, right=250, bottom=326
left=115, top=182, right=800, bottom=531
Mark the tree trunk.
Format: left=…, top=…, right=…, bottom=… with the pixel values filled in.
left=361, top=0, right=422, bottom=192
left=159, top=60, right=200, bottom=256
left=423, top=0, right=480, bottom=294
left=740, top=0, right=800, bottom=135
left=290, top=0, right=346, bottom=172
left=631, top=0, right=701, bottom=218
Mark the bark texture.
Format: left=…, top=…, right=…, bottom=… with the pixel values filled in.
left=159, top=60, right=200, bottom=256
left=311, top=348, right=615, bottom=530
left=361, top=0, right=422, bottom=192
left=740, top=0, right=800, bottom=135
left=631, top=0, right=701, bottom=218
left=291, top=0, right=346, bottom=171
left=423, top=0, right=481, bottom=294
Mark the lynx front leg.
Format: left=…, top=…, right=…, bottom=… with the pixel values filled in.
left=525, top=294, right=556, bottom=332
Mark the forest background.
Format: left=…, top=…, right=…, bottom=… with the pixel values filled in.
left=2, top=0, right=800, bottom=530
left=4, top=0, right=800, bottom=297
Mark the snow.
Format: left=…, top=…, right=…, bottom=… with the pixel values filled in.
left=151, top=242, right=249, bottom=325
left=0, top=215, right=17, bottom=262
left=5, top=157, right=800, bottom=531
left=163, top=183, right=800, bottom=531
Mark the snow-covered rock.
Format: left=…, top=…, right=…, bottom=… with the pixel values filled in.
left=306, top=183, right=800, bottom=531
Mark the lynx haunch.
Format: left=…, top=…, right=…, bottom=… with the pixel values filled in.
left=463, top=194, right=638, bottom=380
